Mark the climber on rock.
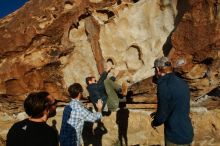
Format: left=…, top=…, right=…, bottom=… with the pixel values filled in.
left=86, top=64, right=128, bottom=112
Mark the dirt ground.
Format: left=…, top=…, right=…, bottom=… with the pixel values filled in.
left=1, top=107, right=220, bottom=146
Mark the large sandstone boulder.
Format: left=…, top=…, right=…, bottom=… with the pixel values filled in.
left=0, top=0, right=177, bottom=103
left=1, top=1, right=220, bottom=146
left=0, top=0, right=220, bottom=106
left=130, top=0, right=220, bottom=101
left=0, top=1, right=220, bottom=144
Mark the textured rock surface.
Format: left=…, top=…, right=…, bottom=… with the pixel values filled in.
left=1, top=108, right=220, bottom=146
left=0, top=0, right=219, bottom=106
left=169, top=0, right=220, bottom=98
left=130, top=0, right=220, bottom=101
left=0, top=0, right=177, bottom=104
left=1, top=0, right=220, bottom=145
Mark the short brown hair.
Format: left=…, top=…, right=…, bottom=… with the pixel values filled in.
left=24, top=91, right=50, bottom=118
left=68, top=83, right=83, bottom=98
left=85, top=76, right=95, bottom=85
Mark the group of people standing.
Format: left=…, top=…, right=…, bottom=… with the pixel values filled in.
left=6, top=56, right=194, bottom=146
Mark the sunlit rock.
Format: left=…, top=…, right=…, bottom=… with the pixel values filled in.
left=0, top=0, right=220, bottom=145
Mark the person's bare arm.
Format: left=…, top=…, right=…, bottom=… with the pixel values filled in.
left=96, top=99, right=103, bottom=112
left=106, top=65, right=112, bottom=73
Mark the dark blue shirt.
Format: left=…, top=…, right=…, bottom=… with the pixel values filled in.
left=59, top=105, right=77, bottom=146
left=87, top=71, right=108, bottom=104
left=152, top=73, right=194, bottom=144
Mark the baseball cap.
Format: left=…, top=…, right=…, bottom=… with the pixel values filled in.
left=153, top=56, right=171, bottom=68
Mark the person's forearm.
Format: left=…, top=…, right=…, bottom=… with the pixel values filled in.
left=97, top=108, right=102, bottom=112
left=86, top=112, right=102, bottom=122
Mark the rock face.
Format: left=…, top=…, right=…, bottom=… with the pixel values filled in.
left=170, top=0, right=220, bottom=98
left=1, top=0, right=220, bottom=145
left=130, top=0, right=220, bottom=100
left=0, top=0, right=178, bottom=103
left=0, top=0, right=220, bottom=126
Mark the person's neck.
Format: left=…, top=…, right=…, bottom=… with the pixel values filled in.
left=76, top=96, right=81, bottom=100
left=160, top=71, right=172, bottom=77
left=29, top=115, right=47, bottom=123
left=76, top=93, right=82, bottom=100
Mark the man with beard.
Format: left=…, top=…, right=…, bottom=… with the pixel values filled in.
left=6, top=91, right=58, bottom=146
left=151, top=57, right=194, bottom=146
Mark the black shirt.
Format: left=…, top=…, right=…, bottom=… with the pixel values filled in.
left=6, top=119, right=58, bottom=146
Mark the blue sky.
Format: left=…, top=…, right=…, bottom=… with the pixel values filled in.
left=0, top=0, right=28, bottom=19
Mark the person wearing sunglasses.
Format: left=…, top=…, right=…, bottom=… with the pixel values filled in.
left=6, top=91, right=58, bottom=146
left=151, top=57, right=194, bottom=146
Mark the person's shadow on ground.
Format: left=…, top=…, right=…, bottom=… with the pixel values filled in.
left=93, top=121, right=108, bottom=146
left=82, top=107, right=95, bottom=146
left=82, top=121, right=94, bottom=146
left=82, top=120, right=108, bottom=146
left=51, top=119, right=59, bottom=140
left=116, top=102, right=129, bottom=146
